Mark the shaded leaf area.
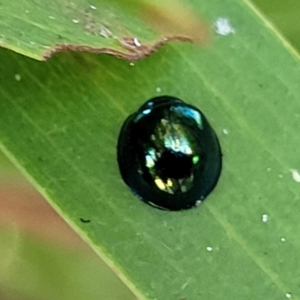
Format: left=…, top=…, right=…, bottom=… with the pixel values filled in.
left=1, top=0, right=300, bottom=299
left=0, top=0, right=204, bottom=61
left=0, top=227, right=135, bottom=300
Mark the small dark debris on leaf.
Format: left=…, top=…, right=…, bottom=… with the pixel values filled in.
left=80, top=218, right=91, bottom=223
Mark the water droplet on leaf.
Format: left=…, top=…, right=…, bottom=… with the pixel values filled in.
left=117, top=96, right=222, bottom=211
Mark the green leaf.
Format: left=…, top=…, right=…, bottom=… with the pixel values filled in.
left=1, top=0, right=300, bottom=299
left=252, top=0, right=300, bottom=52
left=0, top=0, right=204, bottom=61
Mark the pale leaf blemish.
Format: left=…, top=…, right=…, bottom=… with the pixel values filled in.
left=206, top=246, right=213, bottom=252
left=280, top=237, right=286, bottom=242
left=290, top=169, right=300, bottom=183
left=99, top=26, right=112, bottom=38
left=214, top=18, right=235, bottom=36
left=72, top=19, right=80, bottom=24
left=14, top=74, right=21, bottom=81
left=261, top=214, right=268, bottom=223
left=286, top=293, right=292, bottom=299
left=156, top=87, right=162, bottom=93
left=181, top=279, right=190, bottom=291
left=90, top=4, right=97, bottom=10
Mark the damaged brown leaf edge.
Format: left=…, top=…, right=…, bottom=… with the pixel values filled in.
left=42, top=1, right=209, bottom=61
left=42, top=36, right=193, bottom=61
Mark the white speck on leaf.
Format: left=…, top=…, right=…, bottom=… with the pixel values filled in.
left=72, top=19, right=80, bottom=24
left=262, top=214, right=268, bottom=223
left=90, top=4, right=97, bottom=10
left=49, top=16, right=55, bottom=19
left=280, top=237, right=286, bottom=242
left=222, top=129, right=229, bottom=135
left=14, top=74, right=21, bottom=81
left=290, top=169, right=300, bottom=183
left=286, top=293, right=292, bottom=299
left=129, top=62, right=135, bottom=66
left=133, top=37, right=141, bottom=47
left=206, top=247, right=213, bottom=252
left=214, top=18, right=235, bottom=36
left=156, top=87, right=162, bottom=93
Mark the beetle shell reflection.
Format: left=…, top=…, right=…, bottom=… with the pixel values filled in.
left=117, top=96, right=222, bottom=211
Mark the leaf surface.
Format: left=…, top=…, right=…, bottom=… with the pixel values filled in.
left=0, top=0, right=300, bottom=299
